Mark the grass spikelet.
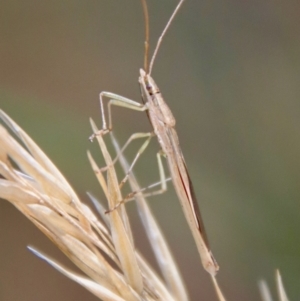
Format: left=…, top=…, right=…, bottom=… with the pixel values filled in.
left=88, top=118, right=143, bottom=294
left=0, top=109, right=172, bottom=300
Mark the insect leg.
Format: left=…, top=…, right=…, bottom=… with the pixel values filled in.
left=102, top=92, right=147, bottom=131
left=140, top=150, right=168, bottom=198
left=106, top=150, right=171, bottom=213
left=90, top=92, right=147, bottom=141
left=118, top=132, right=154, bottom=189
left=99, top=132, right=153, bottom=174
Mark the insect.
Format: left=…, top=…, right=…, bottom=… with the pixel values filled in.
left=93, top=0, right=219, bottom=276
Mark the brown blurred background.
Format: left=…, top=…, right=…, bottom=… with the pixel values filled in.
left=1, top=0, right=300, bottom=300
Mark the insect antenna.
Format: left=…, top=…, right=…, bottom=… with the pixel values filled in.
left=149, top=0, right=185, bottom=75
left=140, top=0, right=150, bottom=74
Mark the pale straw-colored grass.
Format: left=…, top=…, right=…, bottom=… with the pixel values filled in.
left=0, top=109, right=291, bottom=300
left=258, top=270, right=290, bottom=301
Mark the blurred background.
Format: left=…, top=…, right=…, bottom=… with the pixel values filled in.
left=1, top=0, right=300, bottom=300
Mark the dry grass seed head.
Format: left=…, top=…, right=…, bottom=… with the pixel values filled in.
left=0, top=110, right=142, bottom=300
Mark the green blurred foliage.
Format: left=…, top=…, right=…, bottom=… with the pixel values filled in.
left=1, top=0, right=300, bottom=300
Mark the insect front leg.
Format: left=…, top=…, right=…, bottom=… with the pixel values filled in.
left=103, top=91, right=148, bottom=130
left=90, top=92, right=147, bottom=140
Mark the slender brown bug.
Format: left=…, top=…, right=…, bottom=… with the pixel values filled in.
left=93, top=0, right=219, bottom=276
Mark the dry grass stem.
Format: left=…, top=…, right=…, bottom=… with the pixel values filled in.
left=211, top=276, right=227, bottom=301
